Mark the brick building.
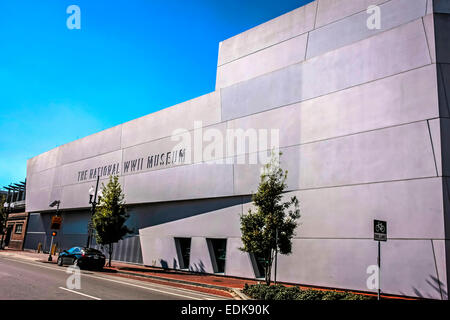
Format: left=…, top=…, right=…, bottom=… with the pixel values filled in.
left=1, top=181, right=28, bottom=250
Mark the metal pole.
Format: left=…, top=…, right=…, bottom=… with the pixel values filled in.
left=378, top=240, right=381, bottom=300
left=0, top=190, right=9, bottom=250
left=86, top=176, right=99, bottom=248
left=48, top=234, right=54, bottom=261
left=274, top=227, right=278, bottom=284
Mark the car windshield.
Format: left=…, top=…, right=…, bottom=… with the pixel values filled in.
left=82, top=248, right=103, bottom=254
left=68, top=247, right=81, bottom=254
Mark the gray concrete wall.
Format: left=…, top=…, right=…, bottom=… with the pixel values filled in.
left=26, top=0, right=450, bottom=299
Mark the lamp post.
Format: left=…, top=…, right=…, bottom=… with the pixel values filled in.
left=0, top=201, right=9, bottom=250
left=0, top=189, right=11, bottom=250
left=48, top=200, right=61, bottom=262
left=86, top=176, right=102, bottom=248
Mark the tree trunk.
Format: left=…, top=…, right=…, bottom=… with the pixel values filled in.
left=264, top=250, right=273, bottom=286
left=108, top=243, right=113, bottom=267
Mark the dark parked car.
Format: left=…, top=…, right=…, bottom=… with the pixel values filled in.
left=57, top=247, right=105, bottom=270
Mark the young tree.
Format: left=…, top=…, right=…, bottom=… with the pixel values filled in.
left=239, top=151, right=300, bottom=285
left=93, top=175, right=131, bottom=267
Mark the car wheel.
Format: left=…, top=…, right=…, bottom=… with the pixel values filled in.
left=57, top=256, right=63, bottom=266
left=73, top=258, right=80, bottom=268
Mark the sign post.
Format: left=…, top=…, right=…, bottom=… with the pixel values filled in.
left=48, top=216, right=62, bottom=261
left=373, top=219, right=387, bottom=300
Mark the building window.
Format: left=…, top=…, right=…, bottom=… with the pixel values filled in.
left=249, top=253, right=266, bottom=279
left=206, top=238, right=227, bottom=274
left=174, top=238, right=191, bottom=269
left=15, top=224, right=23, bottom=234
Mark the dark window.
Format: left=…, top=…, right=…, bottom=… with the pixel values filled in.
left=14, top=224, right=23, bottom=234
left=250, top=253, right=266, bottom=279
left=175, top=238, right=191, bottom=269
left=207, top=239, right=227, bottom=273
left=82, top=248, right=102, bottom=255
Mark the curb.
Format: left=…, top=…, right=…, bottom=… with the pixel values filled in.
left=231, top=288, right=251, bottom=300
left=115, top=269, right=234, bottom=291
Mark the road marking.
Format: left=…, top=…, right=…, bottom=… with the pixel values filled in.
left=58, top=287, right=101, bottom=300
left=0, top=256, right=222, bottom=300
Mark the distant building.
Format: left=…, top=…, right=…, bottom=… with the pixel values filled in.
left=24, top=0, right=450, bottom=299
left=1, top=181, right=28, bottom=250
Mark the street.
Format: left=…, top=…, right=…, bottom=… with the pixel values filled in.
left=0, top=255, right=228, bottom=300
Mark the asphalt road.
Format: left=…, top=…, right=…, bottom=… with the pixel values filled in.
left=0, top=255, right=228, bottom=300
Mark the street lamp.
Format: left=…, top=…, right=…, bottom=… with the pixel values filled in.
left=0, top=187, right=12, bottom=250
left=48, top=200, right=61, bottom=261
left=0, top=202, right=8, bottom=250
left=86, top=176, right=103, bottom=248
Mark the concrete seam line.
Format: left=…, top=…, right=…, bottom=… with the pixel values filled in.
left=58, top=287, right=101, bottom=300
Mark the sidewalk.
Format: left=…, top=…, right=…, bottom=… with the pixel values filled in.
left=0, top=249, right=416, bottom=300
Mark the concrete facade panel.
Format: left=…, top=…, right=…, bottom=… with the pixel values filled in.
left=139, top=206, right=256, bottom=277
left=428, top=118, right=442, bottom=176
left=234, top=122, right=437, bottom=194
left=26, top=167, right=61, bottom=212
left=58, top=125, right=122, bottom=166
left=296, top=121, right=437, bottom=189
left=122, top=122, right=227, bottom=173
left=315, top=0, right=388, bottom=28
left=423, top=14, right=436, bottom=63
left=226, top=65, right=438, bottom=149
left=60, top=176, right=122, bottom=210
left=27, top=148, right=60, bottom=174
left=431, top=239, right=448, bottom=300
left=59, top=150, right=122, bottom=187
left=216, top=33, right=308, bottom=89
left=139, top=235, right=179, bottom=268
left=221, top=19, right=431, bottom=121
left=225, top=238, right=256, bottom=279
left=243, top=178, right=445, bottom=239
left=120, top=91, right=221, bottom=149
left=307, top=0, right=427, bottom=59
left=217, top=1, right=317, bottom=66
left=427, top=0, right=434, bottom=15
left=275, top=238, right=442, bottom=299
left=381, top=239, right=442, bottom=299
left=123, top=162, right=234, bottom=204
left=138, top=201, right=243, bottom=238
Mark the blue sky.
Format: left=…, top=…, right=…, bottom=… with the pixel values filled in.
left=0, top=0, right=312, bottom=188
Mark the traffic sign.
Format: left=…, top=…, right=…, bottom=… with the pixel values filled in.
left=51, top=216, right=62, bottom=230
left=374, top=220, right=387, bottom=241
